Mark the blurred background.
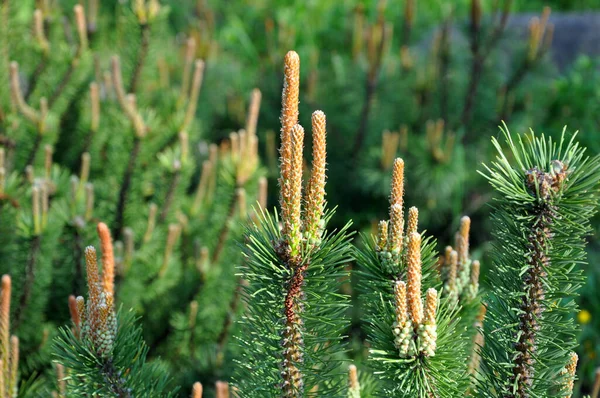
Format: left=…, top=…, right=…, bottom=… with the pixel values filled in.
left=7, top=0, right=600, bottom=394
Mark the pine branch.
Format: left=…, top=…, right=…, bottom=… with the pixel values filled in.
left=128, top=23, right=151, bottom=94
left=477, top=125, right=600, bottom=397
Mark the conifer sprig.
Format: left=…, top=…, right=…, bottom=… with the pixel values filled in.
left=53, top=222, right=174, bottom=397
left=356, top=157, right=470, bottom=397
left=477, top=126, right=600, bottom=397
left=234, top=50, right=352, bottom=397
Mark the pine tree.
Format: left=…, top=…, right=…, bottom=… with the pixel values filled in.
left=233, top=51, right=354, bottom=397
left=477, top=126, right=600, bottom=397
left=0, top=0, right=264, bottom=387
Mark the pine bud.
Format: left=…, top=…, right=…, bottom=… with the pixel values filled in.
left=192, top=382, right=203, bottom=398
left=9, top=62, right=41, bottom=123
left=467, top=259, right=480, bottom=299
left=123, top=227, right=134, bottom=271
left=8, top=335, right=18, bottom=397
left=304, top=111, right=327, bottom=243
left=179, top=131, right=189, bottom=163
left=0, top=168, right=5, bottom=195
left=40, top=183, right=49, bottom=229
left=73, top=5, right=88, bottom=52
left=407, top=233, right=423, bottom=326
left=561, top=352, right=577, bottom=397
left=406, top=206, right=419, bottom=238
left=348, top=365, right=360, bottom=398
left=182, top=60, right=205, bottom=131
left=33, top=9, right=49, bottom=54
left=143, top=203, right=158, bottom=243
left=215, top=381, right=229, bottom=398
left=86, top=187, right=101, bottom=232
left=283, top=124, right=305, bottom=260
left=389, top=204, right=403, bottom=253
left=90, top=82, right=100, bottom=132
left=44, top=145, right=53, bottom=179
left=56, top=362, right=66, bottom=396
left=592, top=369, right=600, bottom=398
left=390, top=158, right=404, bottom=208
left=392, top=280, right=413, bottom=357
left=457, top=216, right=471, bottom=264
left=419, top=288, right=438, bottom=356
left=258, top=176, right=268, bottom=209
left=376, top=220, right=388, bottom=252
left=97, top=223, right=114, bottom=298
left=32, top=186, right=41, bottom=234
left=0, top=275, right=11, bottom=379
left=84, top=247, right=101, bottom=322
left=528, top=17, right=542, bottom=61
left=192, top=160, right=212, bottom=213
left=188, top=301, right=198, bottom=330
left=280, top=51, right=300, bottom=152
left=25, top=166, right=34, bottom=184
left=68, top=295, right=81, bottom=337
left=279, top=52, right=301, bottom=239
left=179, top=38, right=196, bottom=103
left=87, top=0, right=98, bottom=33
left=76, top=296, right=86, bottom=326
left=160, top=224, right=180, bottom=276
left=446, top=250, right=458, bottom=299
left=246, top=88, right=262, bottom=138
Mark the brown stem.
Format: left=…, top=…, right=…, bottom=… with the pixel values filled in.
left=14, top=235, right=41, bottom=330
left=24, top=58, right=48, bottom=102
left=159, top=170, right=180, bottom=223
left=23, top=133, right=42, bottom=172
left=113, top=137, right=141, bottom=241
left=128, top=24, right=150, bottom=94
left=281, top=259, right=309, bottom=397
left=508, top=168, right=557, bottom=397
left=102, top=359, right=132, bottom=398
left=211, top=190, right=237, bottom=264
left=82, top=129, right=95, bottom=156
left=49, top=63, right=75, bottom=108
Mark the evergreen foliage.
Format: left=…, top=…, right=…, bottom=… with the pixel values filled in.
left=355, top=159, right=479, bottom=397
left=0, top=0, right=263, bottom=391
left=234, top=51, right=354, bottom=397
left=477, top=127, right=600, bottom=397
left=1, top=0, right=600, bottom=396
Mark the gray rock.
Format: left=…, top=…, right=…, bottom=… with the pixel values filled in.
left=505, top=12, right=600, bottom=72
